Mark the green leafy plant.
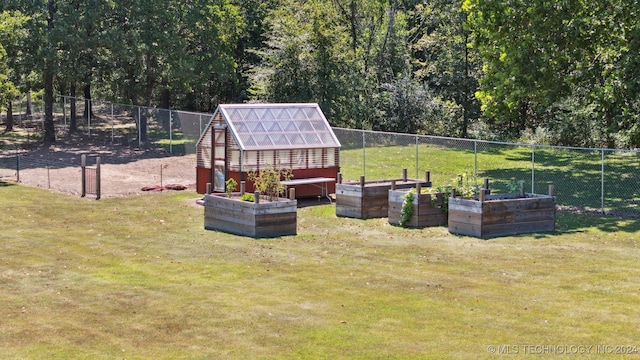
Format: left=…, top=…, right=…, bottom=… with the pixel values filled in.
left=248, top=165, right=293, bottom=201
left=400, top=190, right=416, bottom=227
left=453, top=173, right=479, bottom=198
left=423, top=185, right=452, bottom=212
left=239, top=193, right=255, bottom=202
left=505, top=178, right=524, bottom=193
left=225, top=178, right=238, bottom=198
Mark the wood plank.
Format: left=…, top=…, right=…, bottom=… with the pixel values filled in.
left=335, top=195, right=363, bottom=208
left=336, top=206, right=365, bottom=218
left=204, top=195, right=297, bottom=238
left=480, top=220, right=555, bottom=238
left=448, top=220, right=482, bottom=237
left=448, top=210, right=483, bottom=226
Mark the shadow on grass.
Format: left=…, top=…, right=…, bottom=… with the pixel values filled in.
left=0, top=180, right=15, bottom=187
left=555, top=211, right=640, bottom=234
left=480, top=146, right=640, bottom=216
left=296, top=197, right=334, bottom=208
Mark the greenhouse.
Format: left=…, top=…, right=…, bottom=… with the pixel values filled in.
left=196, top=103, right=341, bottom=197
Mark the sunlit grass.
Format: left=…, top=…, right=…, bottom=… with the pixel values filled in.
left=2, top=183, right=640, bottom=359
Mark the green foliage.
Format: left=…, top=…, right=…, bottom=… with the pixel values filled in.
left=239, top=193, right=255, bottom=202
left=453, top=172, right=479, bottom=198
left=225, top=178, right=238, bottom=198
left=423, top=185, right=452, bottom=212
left=399, top=189, right=415, bottom=227
left=0, top=10, right=29, bottom=112
left=247, top=165, right=293, bottom=201
left=411, top=0, right=482, bottom=137
left=464, top=0, right=640, bottom=147
left=5, top=0, right=640, bottom=148
left=504, top=178, right=526, bottom=194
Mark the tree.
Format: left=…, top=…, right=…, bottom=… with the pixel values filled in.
left=411, top=0, right=481, bottom=137
left=251, top=0, right=366, bottom=127
left=0, top=10, right=29, bottom=131
left=464, top=0, right=640, bottom=147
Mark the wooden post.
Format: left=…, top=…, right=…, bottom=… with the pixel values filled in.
left=425, top=171, right=430, bottom=182
left=95, top=157, right=101, bottom=200
left=451, top=187, right=456, bottom=199
left=337, top=172, right=342, bottom=184
left=391, top=180, right=396, bottom=190
left=402, top=168, right=407, bottom=182
left=520, top=181, right=525, bottom=197
left=483, top=178, right=489, bottom=191
left=289, top=187, right=296, bottom=200
left=360, top=175, right=365, bottom=188
left=480, top=189, right=486, bottom=202
left=206, top=182, right=211, bottom=195
left=549, top=184, right=555, bottom=196
left=254, top=191, right=260, bottom=204
left=81, top=154, right=86, bottom=198
left=240, top=181, right=245, bottom=195
left=416, top=182, right=422, bottom=193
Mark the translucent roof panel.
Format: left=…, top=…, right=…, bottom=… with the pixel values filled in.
left=218, top=103, right=341, bottom=151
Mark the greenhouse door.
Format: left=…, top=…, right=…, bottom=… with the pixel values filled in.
left=212, top=125, right=227, bottom=192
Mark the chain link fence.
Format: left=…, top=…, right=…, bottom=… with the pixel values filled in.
left=54, top=96, right=213, bottom=154
left=3, top=95, right=639, bottom=216
left=334, top=128, right=640, bottom=216
left=0, top=153, right=82, bottom=195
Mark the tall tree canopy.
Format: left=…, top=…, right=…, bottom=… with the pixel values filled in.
left=2, top=0, right=640, bottom=148
left=0, top=10, right=29, bottom=131
left=464, top=0, right=640, bottom=147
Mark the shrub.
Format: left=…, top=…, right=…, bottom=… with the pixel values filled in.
left=248, top=165, right=293, bottom=201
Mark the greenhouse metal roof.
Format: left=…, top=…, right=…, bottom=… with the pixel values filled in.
left=217, top=103, right=341, bottom=151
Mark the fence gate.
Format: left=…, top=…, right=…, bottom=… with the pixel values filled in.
left=81, top=155, right=101, bottom=200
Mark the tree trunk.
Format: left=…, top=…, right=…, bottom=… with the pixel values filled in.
left=43, top=0, right=56, bottom=146
left=26, top=91, right=32, bottom=117
left=461, top=31, right=470, bottom=138
left=160, top=86, right=171, bottom=132
left=70, top=84, right=78, bottom=132
left=83, top=82, right=92, bottom=120
left=5, top=102, right=14, bottom=132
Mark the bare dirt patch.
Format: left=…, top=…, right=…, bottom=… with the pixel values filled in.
left=0, top=143, right=197, bottom=198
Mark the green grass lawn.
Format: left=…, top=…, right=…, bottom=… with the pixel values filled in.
left=2, top=183, right=640, bottom=359
left=339, top=143, right=640, bottom=214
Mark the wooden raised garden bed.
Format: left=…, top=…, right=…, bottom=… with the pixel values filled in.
left=388, top=187, right=448, bottom=227
left=336, top=170, right=432, bottom=219
left=204, top=193, right=297, bottom=238
left=448, top=186, right=556, bottom=239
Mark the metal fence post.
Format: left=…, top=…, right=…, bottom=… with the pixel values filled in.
left=362, top=130, right=366, bottom=179
left=474, top=140, right=478, bottom=177
left=169, top=110, right=173, bottom=154
left=601, top=149, right=605, bottom=214
left=531, top=144, right=535, bottom=193
left=415, top=135, right=419, bottom=179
